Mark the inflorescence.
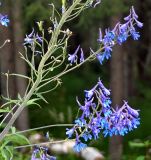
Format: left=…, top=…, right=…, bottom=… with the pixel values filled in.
left=67, top=6, right=143, bottom=65
left=96, top=6, right=143, bottom=64
left=66, top=78, right=140, bottom=152
left=31, top=146, right=56, bottom=160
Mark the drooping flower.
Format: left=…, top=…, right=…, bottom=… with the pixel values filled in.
left=82, top=132, right=92, bottom=141
left=68, top=45, right=80, bottom=64
left=130, top=29, right=140, bottom=40
left=102, top=101, right=140, bottom=137
left=24, top=29, right=42, bottom=45
left=98, top=78, right=110, bottom=96
left=84, top=84, right=97, bottom=100
left=66, top=128, right=75, bottom=138
left=96, top=6, right=143, bottom=64
left=80, top=48, right=84, bottom=63
left=0, top=14, right=9, bottom=27
left=66, top=78, right=140, bottom=152
left=73, top=135, right=87, bottom=152
left=31, top=146, right=56, bottom=160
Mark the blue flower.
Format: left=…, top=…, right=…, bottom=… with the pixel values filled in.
left=96, top=54, right=105, bottom=65
left=75, top=118, right=86, bottom=127
left=130, top=29, right=140, bottom=40
left=131, top=6, right=138, bottom=19
left=31, top=146, right=56, bottom=160
left=125, top=101, right=139, bottom=117
left=68, top=45, right=80, bottom=64
left=82, top=132, right=92, bottom=141
left=96, top=50, right=111, bottom=64
left=98, top=79, right=111, bottom=96
left=0, top=14, right=9, bottom=27
left=73, top=141, right=87, bottom=152
left=80, top=48, right=84, bottom=63
left=135, top=19, right=143, bottom=28
left=84, top=85, right=97, bottom=100
left=66, top=128, right=75, bottom=138
left=117, top=32, right=128, bottom=44
left=24, top=29, right=42, bottom=45
left=103, top=30, right=115, bottom=45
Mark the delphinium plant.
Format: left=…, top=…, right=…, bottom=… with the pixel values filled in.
left=0, top=0, right=143, bottom=159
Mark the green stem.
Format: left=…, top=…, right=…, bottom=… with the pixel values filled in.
left=0, top=0, right=81, bottom=141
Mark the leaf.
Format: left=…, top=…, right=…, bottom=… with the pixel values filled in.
left=0, top=109, right=10, bottom=113
left=36, top=93, right=48, bottom=103
left=10, top=127, right=16, bottom=134
left=129, top=141, right=150, bottom=148
left=1, top=149, right=8, bottom=160
left=26, top=98, right=41, bottom=107
left=3, top=134, right=30, bottom=146
left=136, top=156, right=145, bottom=160
left=4, top=146, right=13, bottom=159
left=1, top=147, right=13, bottom=160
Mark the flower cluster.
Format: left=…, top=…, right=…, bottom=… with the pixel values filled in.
left=31, top=146, right=56, bottom=160
left=24, top=29, right=42, bottom=46
left=96, top=6, right=143, bottom=64
left=67, top=6, right=143, bottom=66
left=68, top=45, right=84, bottom=64
left=0, top=14, right=9, bottom=27
left=66, top=78, right=140, bottom=152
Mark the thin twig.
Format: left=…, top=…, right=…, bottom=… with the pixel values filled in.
left=14, top=139, right=75, bottom=149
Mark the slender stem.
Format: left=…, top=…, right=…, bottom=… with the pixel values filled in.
left=0, top=0, right=82, bottom=141
left=14, top=139, right=75, bottom=149
left=11, top=124, right=74, bottom=135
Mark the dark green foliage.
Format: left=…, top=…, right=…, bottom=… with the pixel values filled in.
left=14, top=0, right=151, bottom=159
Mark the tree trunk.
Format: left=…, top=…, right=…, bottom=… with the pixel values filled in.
left=0, top=0, right=29, bottom=130
left=109, top=16, right=125, bottom=160
left=0, top=0, right=17, bottom=114
left=12, top=0, right=29, bottom=130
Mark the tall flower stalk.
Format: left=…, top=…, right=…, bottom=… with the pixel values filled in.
left=0, top=0, right=143, bottom=159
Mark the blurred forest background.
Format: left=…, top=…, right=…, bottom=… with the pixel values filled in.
left=0, top=0, right=151, bottom=159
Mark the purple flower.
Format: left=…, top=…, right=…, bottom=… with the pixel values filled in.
left=103, top=30, right=115, bottom=45
left=82, top=132, right=92, bottom=141
left=96, top=54, right=105, bottom=65
left=0, top=14, right=9, bottom=27
left=84, top=84, right=97, bottom=100
left=77, top=98, right=95, bottom=118
left=98, top=79, right=110, bottom=96
left=24, top=29, right=42, bottom=45
left=73, top=136, right=87, bottom=152
left=131, top=6, right=138, bottom=19
left=96, top=6, right=143, bottom=64
left=130, top=29, right=140, bottom=40
left=66, top=79, right=140, bottom=151
left=124, top=101, right=139, bottom=117
left=117, top=31, right=128, bottom=44
left=96, top=49, right=112, bottom=64
left=80, top=48, right=84, bottom=63
left=66, top=128, right=75, bottom=138
left=75, top=118, right=86, bottom=127
left=31, top=146, right=56, bottom=160
left=102, top=102, right=140, bottom=136
left=68, top=45, right=80, bottom=64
